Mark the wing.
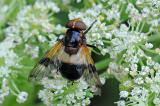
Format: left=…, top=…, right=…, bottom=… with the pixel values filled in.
left=81, top=45, right=102, bottom=95
left=28, top=41, right=63, bottom=82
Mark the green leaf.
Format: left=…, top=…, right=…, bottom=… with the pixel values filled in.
left=95, top=58, right=110, bottom=71
left=147, top=93, right=155, bottom=106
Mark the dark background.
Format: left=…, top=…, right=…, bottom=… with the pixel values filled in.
left=90, top=79, right=119, bottom=106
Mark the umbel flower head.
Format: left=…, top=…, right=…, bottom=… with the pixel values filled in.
left=1, top=0, right=160, bottom=106
left=0, top=0, right=61, bottom=104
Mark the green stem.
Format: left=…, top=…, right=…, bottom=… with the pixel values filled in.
left=131, top=22, right=135, bottom=32
left=106, top=22, right=119, bottom=32
left=139, top=45, right=159, bottom=55
left=140, top=21, right=145, bottom=32
left=102, top=40, right=112, bottom=44
left=10, top=79, right=20, bottom=93
left=136, top=2, right=151, bottom=7
left=139, top=59, right=144, bottom=66
left=118, top=56, right=124, bottom=65
left=92, top=49, right=101, bottom=55
left=53, top=83, right=77, bottom=101
left=117, top=49, right=126, bottom=65
left=10, top=88, right=18, bottom=96
left=136, top=21, right=141, bottom=32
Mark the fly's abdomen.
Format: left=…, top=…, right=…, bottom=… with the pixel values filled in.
left=59, top=62, right=85, bottom=81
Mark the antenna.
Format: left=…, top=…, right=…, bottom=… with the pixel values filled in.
left=84, top=20, right=97, bottom=35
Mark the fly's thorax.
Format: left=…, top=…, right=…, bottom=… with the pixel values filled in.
left=64, top=29, right=84, bottom=48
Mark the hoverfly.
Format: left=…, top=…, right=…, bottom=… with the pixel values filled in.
left=28, top=18, right=102, bottom=94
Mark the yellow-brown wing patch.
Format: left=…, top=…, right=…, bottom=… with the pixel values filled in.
left=45, top=41, right=63, bottom=59
left=81, top=45, right=94, bottom=64
left=81, top=45, right=102, bottom=95
left=28, top=41, right=63, bottom=81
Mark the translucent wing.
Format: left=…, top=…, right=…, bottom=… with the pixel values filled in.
left=28, top=41, right=63, bottom=81
left=81, top=45, right=102, bottom=95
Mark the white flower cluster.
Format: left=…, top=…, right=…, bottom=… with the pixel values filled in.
left=5, top=0, right=63, bottom=44
left=0, top=37, right=28, bottom=103
left=38, top=76, right=93, bottom=106
left=4, top=0, right=65, bottom=59
left=105, top=4, right=120, bottom=21
left=132, top=0, right=160, bottom=32
left=101, top=1, right=160, bottom=106
left=0, top=36, right=23, bottom=103
left=16, top=91, right=28, bottom=103
left=115, top=59, right=160, bottom=106
left=0, top=0, right=62, bottom=104
left=0, top=37, right=18, bottom=77
left=0, top=78, right=9, bottom=104
left=108, top=24, right=147, bottom=59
